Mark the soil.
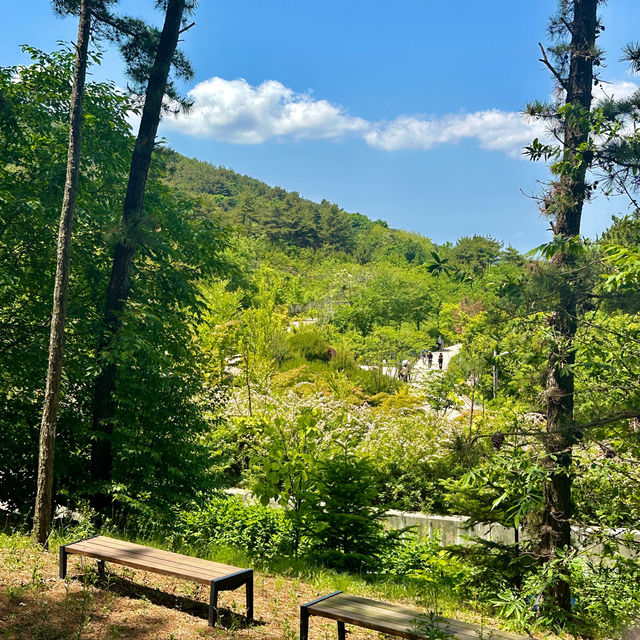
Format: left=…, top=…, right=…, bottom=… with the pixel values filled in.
left=0, top=541, right=399, bottom=639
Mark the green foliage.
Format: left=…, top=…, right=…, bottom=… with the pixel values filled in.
left=287, top=327, right=329, bottom=361
left=445, top=447, right=545, bottom=530
left=175, top=494, right=295, bottom=560
left=417, top=370, right=463, bottom=416
left=4, top=32, right=640, bottom=640
left=249, top=409, right=323, bottom=553
left=304, top=445, right=395, bottom=572
left=489, top=550, right=640, bottom=636
left=0, top=49, right=226, bottom=520
left=600, top=242, right=640, bottom=290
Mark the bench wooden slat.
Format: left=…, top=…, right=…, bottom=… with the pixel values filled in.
left=65, top=536, right=241, bottom=584
left=68, top=537, right=237, bottom=576
left=307, top=606, right=430, bottom=639
left=67, top=539, right=224, bottom=577
left=309, top=603, right=458, bottom=639
left=311, top=595, right=420, bottom=619
left=335, top=595, right=525, bottom=640
left=312, top=603, right=489, bottom=640
left=67, top=536, right=238, bottom=572
left=67, top=536, right=239, bottom=573
left=303, top=593, right=528, bottom=640
left=66, top=545, right=216, bottom=584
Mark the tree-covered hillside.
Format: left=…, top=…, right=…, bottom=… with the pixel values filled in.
left=161, top=150, right=527, bottom=353
left=163, top=150, right=441, bottom=263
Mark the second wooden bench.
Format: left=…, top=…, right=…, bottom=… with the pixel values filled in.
left=300, top=592, right=528, bottom=640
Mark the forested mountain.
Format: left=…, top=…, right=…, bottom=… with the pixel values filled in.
left=163, top=150, right=438, bottom=264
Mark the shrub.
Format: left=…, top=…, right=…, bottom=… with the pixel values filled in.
left=329, top=347, right=357, bottom=372
left=288, top=327, right=329, bottom=361
left=175, top=494, right=295, bottom=560
left=378, top=534, right=442, bottom=577
left=304, top=445, right=399, bottom=572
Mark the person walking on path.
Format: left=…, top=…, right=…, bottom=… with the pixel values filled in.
left=438, top=352, right=444, bottom=370
left=427, top=351, right=433, bottom=368
left=400, top=359, right=411, bottom=382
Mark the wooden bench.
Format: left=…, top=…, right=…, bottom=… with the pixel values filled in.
left=59, top=535, right=253, bottom=626
left=300, top=592, right=527, bottom=640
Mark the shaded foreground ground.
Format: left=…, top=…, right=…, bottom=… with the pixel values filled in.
left=1, top=538, right=337, bottom=640
left=0, top=534, right=534, bottom=640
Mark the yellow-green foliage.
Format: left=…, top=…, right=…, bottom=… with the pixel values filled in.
left=365, top=391, right=390, bottom=407
left=374, top=388, right=425, bottom=413
left=272, top=365, right=315, bottom=390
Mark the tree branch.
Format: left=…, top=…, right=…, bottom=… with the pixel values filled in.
left=538, top=42, right=569, bottom=91
left=469, top=411, right=640, bottom=446
left=560, top=17, right=574, bottom=37
left=574, top=411, right=640, bottom=431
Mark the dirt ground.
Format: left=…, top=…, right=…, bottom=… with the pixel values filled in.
left=0, top=539, right=418, bottom=640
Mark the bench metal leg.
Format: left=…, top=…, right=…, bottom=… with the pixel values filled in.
left=246, top=571, right=254, bottom=621
left=300, top=605, right=310, bottom=640
left=209, top=580, right=219, bottom=627
left=299, top=591, right=343, bottom=640
left=58, top=535, right=101, bottom=581
left=59, top=546, right=67, bottom=579
left=97, top=560, right=106, bottom=578
left=337, top=620, right=346, bottom=640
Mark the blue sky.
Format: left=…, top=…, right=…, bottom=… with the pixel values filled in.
left=3, top=0, right=640, bottom=250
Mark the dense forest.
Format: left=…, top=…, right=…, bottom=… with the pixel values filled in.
left=2, top=0, right=640, bottom=638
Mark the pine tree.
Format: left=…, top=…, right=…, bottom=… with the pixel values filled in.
left=90, top=0, right=194, bottom=516
left=526, top=0, right=599, bottom=612
left=305, top=445, right=391, bottom=572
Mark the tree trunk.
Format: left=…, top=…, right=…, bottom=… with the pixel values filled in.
left=243, top=350, right=253, bottom=417
left=90, top=0, right=187, bottom=515
left=32, top=0, right=92, bottom=546
left=541, top=0, right=597, bottom=612
left=469, top=375, right=475, bottom=439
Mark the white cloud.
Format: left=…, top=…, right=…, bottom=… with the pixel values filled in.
left=163, top=77, right=368, bottom=143
left=593, top=80, right=639, bottom=102
left=364, top=110, right=549, bottom=155
left=162, top=76, right=639, bottom=157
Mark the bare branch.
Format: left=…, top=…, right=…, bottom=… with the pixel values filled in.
left=574, top=411, right=640, bottom=431
left=538, top=42, right=569, bottom=91
left=560, top=17, right=574, bottom=37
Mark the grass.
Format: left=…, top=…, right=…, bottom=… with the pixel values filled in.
left=0, top=527, right=543, bottom=640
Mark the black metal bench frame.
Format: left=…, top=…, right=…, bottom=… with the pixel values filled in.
left=300, top=591, right=346, bottom=640
left=59, top=536, right=253, bottom=627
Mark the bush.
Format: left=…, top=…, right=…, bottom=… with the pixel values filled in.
left=329, top=347, right=357, bottom=372
left=378, top=534, right=442, bottom=577
left=304, top=446, right=399, bottom=572
left=175, top=494, right=295, bottom=560
left=288, top=327, right=329, bottom=361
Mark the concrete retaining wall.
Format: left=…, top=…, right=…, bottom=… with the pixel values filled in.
left=383, top=510, right=516, bottom=546
left=224, top=488, right=639, bottom=558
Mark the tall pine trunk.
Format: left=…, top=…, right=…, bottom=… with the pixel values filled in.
left=32, top=0, right=92, bottom=546
left=90, top=0, right=187, bottom=515
left=541, top=0, right=597, bottom=612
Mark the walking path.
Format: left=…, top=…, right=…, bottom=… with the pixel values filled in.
left=411, top=343, right=461, bottom=381
left=358, top=344, right=462, bottom=383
